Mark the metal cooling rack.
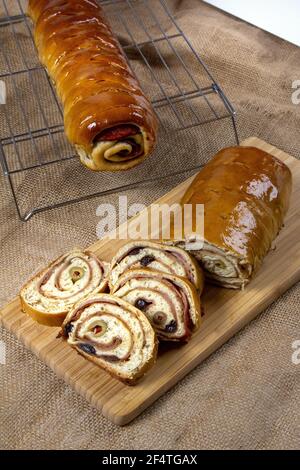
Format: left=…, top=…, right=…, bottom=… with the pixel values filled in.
left=0, top=0, right=239, bottom=221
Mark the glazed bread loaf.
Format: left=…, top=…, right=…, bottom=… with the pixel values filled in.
left=109, top=240, right=204, bottom=292
left=112, top=268, right=201, bottom=341
left=175, top=146, right=292, bottom=288
left=28, top=0, right=158, bottom=171
left=20, top=249, right=109, bottom=326
left=61, top=294, right=158, bottom=383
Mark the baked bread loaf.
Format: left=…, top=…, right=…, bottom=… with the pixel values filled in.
left=109, top=240, right=204, bottom=293
left=112, top=268, right=201, bottom=341
left=20, top=249, right=109, bottom=326
left=61, top=294, right=157, bottom=383
left=28, top=0, right=158, bottom=171
left=174, top=146, right=292, bottom=289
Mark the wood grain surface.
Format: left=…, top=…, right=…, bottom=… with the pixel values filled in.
left=1, top=137, right=300, bottom=425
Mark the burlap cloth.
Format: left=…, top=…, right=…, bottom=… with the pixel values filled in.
left=1, top=0, right=300, bottom=450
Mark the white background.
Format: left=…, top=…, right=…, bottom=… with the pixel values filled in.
left=204, top=0, right=300, bottom=47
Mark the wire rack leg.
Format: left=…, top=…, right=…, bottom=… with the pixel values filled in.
left=231, top=115, right=240, bottom=145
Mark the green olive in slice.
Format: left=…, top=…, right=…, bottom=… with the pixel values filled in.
left=215, top=260, right=226, bottom=269
left=69, top=266, right=84, bottom=282
left=92, top=321, right=107, bottom=336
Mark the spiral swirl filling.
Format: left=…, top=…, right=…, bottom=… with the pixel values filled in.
left=114, top=275, right=192, bottom=340
left=110, top=244, right=197, bottom=289
left=65, top=298, right=153, bottom=373
left=24, top=251, right=107, bottom=313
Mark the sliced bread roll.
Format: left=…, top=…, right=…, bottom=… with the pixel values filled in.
left=112, top=268, right=201, bottom=342
left=20, top=249, right=109, bottom=326
left=109, top=240, right=204, bottom=293
left=61, top=294, right=158, bottom=384
left=173, top=146, right=292, bottom=289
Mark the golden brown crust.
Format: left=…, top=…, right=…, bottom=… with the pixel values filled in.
left=181, top=146, right=292, bottom=282
left=27, top=0, right=158, bottom=171
left=20, top=294, right=68, bottom=327
left=20, top=253, right=69, bottom=326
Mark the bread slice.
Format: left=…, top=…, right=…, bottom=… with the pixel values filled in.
left=20, top=249, right=109, bottom=327
left=61, top=294, right=158, bottom=384
left=111, top=268, right=201, bottom=342
left=109, top=240, right=204, bottom=293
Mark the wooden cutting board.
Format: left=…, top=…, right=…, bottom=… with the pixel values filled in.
left=1, top=137, right=300, bottom=425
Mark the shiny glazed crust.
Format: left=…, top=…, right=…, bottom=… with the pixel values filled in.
left=180, top=146, right=292, bottom=287
left=27, top=0, right=158, bottom=171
